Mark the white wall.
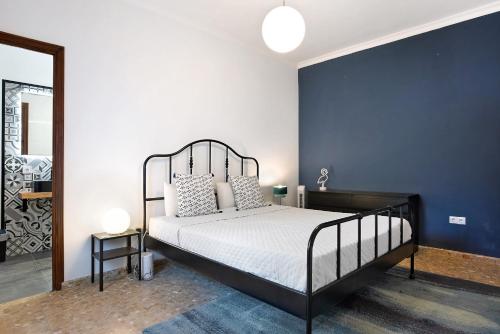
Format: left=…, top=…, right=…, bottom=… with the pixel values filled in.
left=0, top=0, right=298, bottom=281
left=0, top=44, right=52, bottom=87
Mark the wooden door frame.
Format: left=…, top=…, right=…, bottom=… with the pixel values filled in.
left=0, top=31, right=64, bottom=290
left=21, top=102, right=29, bottom=155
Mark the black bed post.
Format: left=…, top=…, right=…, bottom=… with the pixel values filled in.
left=169, top=157, right=172, bottom=184
left=142, top=158, right=148, bottom=252
left=189, top=145, right=193, bottom=174
left=208, top=141, right=212, bottom=174
left=306, top=239, right=314, bottom=334
left=225, top=147, right=229, bottom=182
left=306, top=224, right=322, bottom=334
left=408, top=195, right=419, bottom=279
left=409, top=254, right=415, bottom=279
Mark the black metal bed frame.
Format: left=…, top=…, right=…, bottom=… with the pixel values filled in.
left=142, top=139, right=419, bottom=334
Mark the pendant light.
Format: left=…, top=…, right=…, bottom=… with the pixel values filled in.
left=262, top=1, right=305, bottom=53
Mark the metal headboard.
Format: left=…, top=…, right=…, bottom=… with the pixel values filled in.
left=142, top=139, right=259, bottom=234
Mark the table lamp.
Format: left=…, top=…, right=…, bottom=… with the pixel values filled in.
left=102, top=208, right=130, bottom=234
left=273, top=185, right=287, bottom=205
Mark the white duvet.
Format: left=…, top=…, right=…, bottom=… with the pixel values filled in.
left=149, top=205, right=412, bottom=292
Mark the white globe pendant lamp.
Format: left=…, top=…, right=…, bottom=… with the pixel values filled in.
left=262, top=1, right=305, bottom=53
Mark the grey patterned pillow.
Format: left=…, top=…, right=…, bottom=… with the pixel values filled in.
left=175, top=174, right=218, bottom=217
left=229, top=175, right=265, bottom=210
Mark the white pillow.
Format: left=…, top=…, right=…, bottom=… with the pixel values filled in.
left=175, top=174, right=218, bottom=217
left=221, top=206, right=237, bottom=213
left=216, top=182, right=235, bottom=209
left=164, top=182, right=178, bottom=216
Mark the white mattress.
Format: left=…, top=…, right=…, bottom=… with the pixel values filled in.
left=149, top=205, right=412, bottom=292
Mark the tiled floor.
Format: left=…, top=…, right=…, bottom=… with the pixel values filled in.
left=0, top=250, right=52, bottom=304
left=0, top=246, right=497, bottom=334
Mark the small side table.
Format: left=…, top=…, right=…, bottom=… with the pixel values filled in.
left=91, top=229, right=142, bottom=291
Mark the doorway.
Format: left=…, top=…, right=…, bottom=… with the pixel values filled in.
left=0, top=31, right=64, bottom=299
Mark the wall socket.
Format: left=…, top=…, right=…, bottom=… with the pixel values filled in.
left=449, top=216, right=466, bottom=225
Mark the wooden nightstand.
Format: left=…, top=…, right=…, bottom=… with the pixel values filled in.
left=307, top=189, right=418, bottom=213
left=91, top=229, right=142, bottom=291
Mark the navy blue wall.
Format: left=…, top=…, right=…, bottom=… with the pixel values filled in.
left=299, top=13, right=500, bottom=257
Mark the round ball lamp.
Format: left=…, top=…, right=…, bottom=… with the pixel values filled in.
left=262, top=4, right=306, bottom=53
left=102, top=208, right=130, bottom=234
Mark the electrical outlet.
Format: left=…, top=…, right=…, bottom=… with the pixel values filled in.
left=449, top=216, right=466, bottom=225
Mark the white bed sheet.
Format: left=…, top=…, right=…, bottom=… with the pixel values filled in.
left=148, top=205, right=412, bottom=292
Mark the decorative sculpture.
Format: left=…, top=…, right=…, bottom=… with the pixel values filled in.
left=317, top=168, right=328, bottom=191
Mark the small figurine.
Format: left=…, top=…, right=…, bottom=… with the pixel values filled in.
left=317, top=168, right=328, bottom=191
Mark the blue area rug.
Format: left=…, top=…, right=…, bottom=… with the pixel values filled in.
left=144, top=267, right=500, bottom=333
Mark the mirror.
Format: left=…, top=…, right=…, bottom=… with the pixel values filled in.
left=20, top=92, right=53, bottom=156
left=2, top=82, right=53, bottom=157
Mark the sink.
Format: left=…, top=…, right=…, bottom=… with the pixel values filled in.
left=33, top=180, right=52, bottom=192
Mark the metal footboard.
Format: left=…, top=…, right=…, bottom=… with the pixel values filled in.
left=305, top=202, right=416, bottom=334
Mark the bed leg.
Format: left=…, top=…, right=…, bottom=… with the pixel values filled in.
left=409, top=253, right=415, bottom=279
left=306, top=295, right=312, bottom=334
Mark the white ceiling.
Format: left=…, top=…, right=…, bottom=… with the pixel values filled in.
left=127, top=0, right=500, bottom=67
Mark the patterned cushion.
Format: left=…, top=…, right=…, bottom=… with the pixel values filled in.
left=229, top=175, right=265, bottom=210
left=175, top=174, right=218, bottom=217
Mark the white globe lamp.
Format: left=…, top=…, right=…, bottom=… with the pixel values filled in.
left=102, top=208, right=130, bottom=234
left=262, top=4, right=305, bottom=53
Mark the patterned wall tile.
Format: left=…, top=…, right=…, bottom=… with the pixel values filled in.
left=3, top=82, right=53, bottom=258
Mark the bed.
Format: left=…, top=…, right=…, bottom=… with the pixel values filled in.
left=143, top=139, right=419, bottom=334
